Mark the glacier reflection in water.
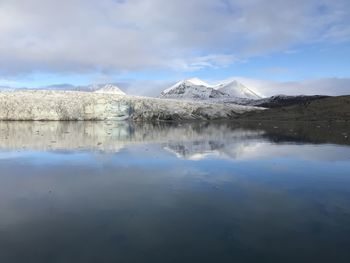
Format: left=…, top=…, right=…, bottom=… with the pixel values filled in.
left=0, top=121, right=349, bottom=263
left=0, top=121, right=349, bottom=160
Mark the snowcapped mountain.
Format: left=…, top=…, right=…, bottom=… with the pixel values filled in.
left=19, top=83, right=127, bottom=94
left=160, top=78, right=229, bottom=100
left=92, top=84, right=126, bottom=95
left=163, top=77, right=209, bottom=93
left=160, top=78, right=261, bottom=102
left=215, top=80, right=261, bottom=100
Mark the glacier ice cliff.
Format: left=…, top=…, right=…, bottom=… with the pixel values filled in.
left=0, top=90, right=262, bottom=121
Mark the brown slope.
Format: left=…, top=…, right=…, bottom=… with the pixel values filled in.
left=237, top=96, right=350, bottom=121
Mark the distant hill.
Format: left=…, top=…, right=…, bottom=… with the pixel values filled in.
left=0, top=86, right=15, bottom=91
left=42, top=84, right=77, bottom=91
left=237, top=96, right=350, bottom=121
left=18, top=83, right=127, bottom=95
left=246, top=95, right=330, bottom=108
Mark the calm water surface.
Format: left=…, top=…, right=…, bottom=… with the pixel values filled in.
left=0, top=121, right=349, bottom=263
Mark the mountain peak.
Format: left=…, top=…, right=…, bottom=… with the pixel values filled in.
left=161, top=78, right=262, bottom=101
left=214, top=80, right=261, bottom=100
left=184, top=78, right=209, bottom=87
left=93, top=84, right=126, bottom=95
left=163, top=78, right=209, bottom=94
left=160, top=78, right=227, bottom=100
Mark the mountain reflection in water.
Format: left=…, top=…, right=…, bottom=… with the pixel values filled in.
left=0, top=121, right=349, bottom=263
left=0, top=121, right=349, bottom=158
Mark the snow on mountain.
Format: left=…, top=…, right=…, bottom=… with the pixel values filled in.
left=214, top=80, right=261, bottom=100
left=92, top=84, right=126, bottom=95
left=30, top=83, right=126, bottom=94
left=160, top=78, right=261, bottom=102
left=160, top=78, right=229, bottom=100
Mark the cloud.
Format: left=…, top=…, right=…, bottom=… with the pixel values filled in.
left=171, top=54, right=239, bottom=71
left=0, top=0, right=349, bottom=75
left=235, top=142, right=350, bottom=161
left=113, top=80, right=173, bottom=97
left=232, top=77, right=350, bottom=97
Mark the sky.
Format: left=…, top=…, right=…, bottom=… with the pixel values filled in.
left=0, top=0, right=349, bottom=96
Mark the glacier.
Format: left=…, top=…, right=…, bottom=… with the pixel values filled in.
left=0, top=90, right=263, bottom=121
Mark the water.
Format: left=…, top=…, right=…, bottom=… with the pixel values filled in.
left=0, top=121, right=349, bottom=263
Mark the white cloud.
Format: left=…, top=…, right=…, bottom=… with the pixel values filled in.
left=172, top=54, right=239, bottom=71
left=230, top=77, right=350, bottom=97
left=235, top=142, right=350, bottom=161
left=0, top=0, right=349, bottom=75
